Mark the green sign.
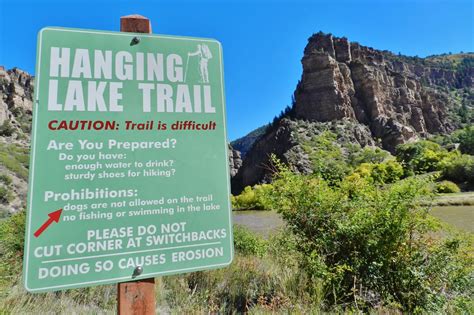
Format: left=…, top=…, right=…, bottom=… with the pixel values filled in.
left=23, top=27, right=233, bottom=292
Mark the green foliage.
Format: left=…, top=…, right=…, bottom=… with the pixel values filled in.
left=0, top=174, right=12, bottom=186
left=233, top=225, right=268, bottom=257
left=456, top=126, right=474, bottom=155
left=305, top=131, right=350, bottom=184
left=348, top=159, right=404, bottom=184
left=0, top=121, right=15, bottom=137
left=440, top=153, right=474, bottom=185
left=347, top=145, right=389, bottom=167
left=162, top=253, right=313, bottom=313
left=0, top=210, right=25, bottom=290
left=0, top=143, right=29, bottom=180
left=263, top=158, right=473, bottom=312
left=10, top=107, right=32, bottom=134
left=0, top=186, right=13, bottom=204
left=0, top=174, right=13, bottom=204
left=396, top=140, right=449, bottom=175
left=231, top=184, right=272, bottom=210
left=457, top=103, right=473, bottom=125
left=435, top=180, right=461, bottom=194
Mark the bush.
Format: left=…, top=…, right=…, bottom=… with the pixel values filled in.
left=264, top=159, right=473, bottom=313
left=0, top=174, right=12, bottom=186
left=0, top=121, right=15, bottom=137
left=305, top=131, right=350, bottom=184
left=0, top=186, right=13, bottom=203
left=0, top=210, right=26, bottom=288
left=396, top=140, right=448, bottom=175
left=349, top=160, right=404, bottom=184
left=0, top=143, right=29, bottom=180
left=233, top=225, right=268, bottom=257
left=457, top=126, right=474, bottom=155
left=441, top=153, right=474, bottom=185
left=435, top=180, right=461, bottom=194
left=231, top=184, right=272, bottom=210
left=347, top=145, right=390, bottom=167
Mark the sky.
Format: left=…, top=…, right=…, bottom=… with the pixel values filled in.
left=0, top=0, right=473, bottom=140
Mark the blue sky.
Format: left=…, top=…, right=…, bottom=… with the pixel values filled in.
left=1, top=0, right=473, bottom=140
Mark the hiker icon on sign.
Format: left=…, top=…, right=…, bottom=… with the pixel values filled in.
left=186, top=44, right=213, bottom=83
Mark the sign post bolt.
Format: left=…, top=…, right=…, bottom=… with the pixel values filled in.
left=133, top=266, right=143, bottom=277
left=130, top=37, right=140, bottom=46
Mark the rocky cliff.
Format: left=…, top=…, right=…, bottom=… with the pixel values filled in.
left=0, top=67, right=34, bottom=215
left=232, top=32, right=473, bottom=193
left=294, top=32, right=472, bottom=150
left=0, top=67, right=34, bottom=139
left=228, top=144, right=242, bottom=177
left=231, top=125, right=268, bottom=159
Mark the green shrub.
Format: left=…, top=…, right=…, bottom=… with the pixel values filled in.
left=0, top=210, right=26, bottom=289
left=396, top=140, right=448, bottom=175
left=347, top=145, right=390, bottom=167
left=305, top=131, right=351, bottom=184
left=435, top=180, right=461, bottom=194
left=0, top=174, right=12, bottom=186
left=231, top=184, right=272, bottom=210
left=233, top=225, right=268, bottom=257
left=0, top=121, right=15, bottom=137
left=457, top=126, right=474, bottom=155
left=0, top=186, right=13, bottom=203
left=440, top=153, right=474, bottom=185
left=0, top=143, right=29, bottom=180
left=264, top=158, right=473, bottom=313
left=349, top=160, right=404, bottom=184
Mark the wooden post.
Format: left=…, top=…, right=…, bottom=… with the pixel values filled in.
left=118, top=278, right=156, bottom=314
left=117, top=14, right=155, bottom=315
left=120, top=14, right=152, bottom=33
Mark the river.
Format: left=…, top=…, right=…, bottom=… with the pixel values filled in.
left=233, top=206, right=474, bottom=235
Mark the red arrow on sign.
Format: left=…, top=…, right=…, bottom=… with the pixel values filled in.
left=34, top=209, right=63, bottom=238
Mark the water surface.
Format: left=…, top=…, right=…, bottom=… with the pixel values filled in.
left=431, top=206, right=474, bottom=232
left=232, top=210, right=284, bottom=236
left=232, top=206, right=474, bottom=235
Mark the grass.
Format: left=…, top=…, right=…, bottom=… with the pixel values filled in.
left=1, top=282, right=116, bottom=314
left=0, top=143, right=29, bottom=180
left=0, top=241, right=317, bottom=314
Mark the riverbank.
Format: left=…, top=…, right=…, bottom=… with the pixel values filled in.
left=432, top=192, right=474, bottom=206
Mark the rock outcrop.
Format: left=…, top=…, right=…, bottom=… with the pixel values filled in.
left=231, top=118, right=375, bottom=194
left=0, top=67, right=34, bottom=140
left=293, top=32, right=469, bottom=151
left=228, top=144, right=242, bottom=177
left=231, top=125, right=268, bottom=159
left=0, top=67, right=33, bottom=215
left=232, top=32, right=473, bottom=193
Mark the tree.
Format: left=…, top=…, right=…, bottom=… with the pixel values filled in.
left=457, top=126, right=474, bottom=155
